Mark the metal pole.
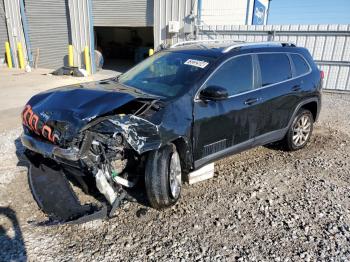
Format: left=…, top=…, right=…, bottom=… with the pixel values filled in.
left=84, top=46, right=91, bottom=75
left=17, top=42, right=25, bottom=69
left=5, top=42, right=12, bottom=68
left=245, top=0, right=251, bottom=25
left=68, top=45, right=74, bottom=67
left=266, top=0, right=272, bottom=25
left=19, top=0, right=33, bottom=67
left=197, top=0, right=202, bottom=23
left=88, top=0, right=96, bottom=74
left=195, top=0, right=203, bottom=40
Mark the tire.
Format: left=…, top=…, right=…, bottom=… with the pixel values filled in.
left=281, top=109, right=314, bottom=151
left=145, top=144, right=182, bottom=209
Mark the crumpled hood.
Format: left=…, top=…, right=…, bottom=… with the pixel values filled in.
left=25, top=79, right=159, bottom=143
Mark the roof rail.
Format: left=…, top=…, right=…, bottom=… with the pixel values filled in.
left=222, top=41, right=296, bottom=53
left=170, top=39, right=245, bottom=49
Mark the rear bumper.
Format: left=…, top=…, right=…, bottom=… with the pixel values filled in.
left=21, top=134, right=80, bottom=161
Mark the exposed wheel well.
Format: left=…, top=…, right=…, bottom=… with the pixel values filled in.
left=300, top=101, right=318, bottom=121
left=171, top=137, right=192, bottom=173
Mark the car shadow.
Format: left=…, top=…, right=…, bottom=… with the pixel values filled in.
left=124, top=178, right=150, bottom=208
left=263, top=142, right=286, bottom=151
left=0, top=207, right=27, bottom=261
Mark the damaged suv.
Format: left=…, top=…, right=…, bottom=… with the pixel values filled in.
left=21, top=41, right=322, bottom=222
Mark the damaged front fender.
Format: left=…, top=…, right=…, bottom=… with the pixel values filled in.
left=87, top=114, right=163, bottom=155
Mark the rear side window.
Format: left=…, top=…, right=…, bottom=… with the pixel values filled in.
left=205, top=55, right=253, bottom=96
left=258, top=54, right=292, bottom=87
left=291, top=54, right=310, bottom=76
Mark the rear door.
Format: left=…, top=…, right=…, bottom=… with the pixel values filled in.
left=289, top=53, right=313, bottom=94
left=255, top=53, right=297, bottom=137
left=193, top=54, right=264, bottom=166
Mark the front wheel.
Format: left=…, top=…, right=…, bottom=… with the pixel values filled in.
left=282, top=109, right=314, bottom=151
left=145, top=144, right=182, bottom=209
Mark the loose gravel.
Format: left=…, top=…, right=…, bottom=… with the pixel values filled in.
left=0, top=92, right=350, bottom=261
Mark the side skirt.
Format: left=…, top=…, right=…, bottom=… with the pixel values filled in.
left=194, top=128, right=287, bottom=169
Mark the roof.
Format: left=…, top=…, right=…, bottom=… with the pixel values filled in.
left=167, top=40, right=297, bottom=58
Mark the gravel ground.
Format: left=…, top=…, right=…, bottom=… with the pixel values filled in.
left=0, top=92, right=350, bottom=261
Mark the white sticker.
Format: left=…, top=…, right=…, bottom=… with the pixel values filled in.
left=184, top=59, right=209, bottom=68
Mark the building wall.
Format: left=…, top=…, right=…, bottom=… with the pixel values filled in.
left=68, top=0, right=93, bottom=71
left=200, top=0, right=250, bottom=25
left=0, top=0, right=8, bottom=60
left=153, top=0, right=195, bottom=50
left=3, top=0, right=27, bottom=68
left=25, top=0, right=71, bottom=69
left=92, top=0, right=154, bottom=27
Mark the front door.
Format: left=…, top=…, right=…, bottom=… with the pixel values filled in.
left=193, top=54, right=264, bottom=167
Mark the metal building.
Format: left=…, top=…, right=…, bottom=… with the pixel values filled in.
left=25, top=0, right=71, bottom=69
left=0, top=0, right=8, bottom=60
left=0, top=0, right=261, bottom=72
left=200, top=0, right=253, bottom=25
left=0, top=0, right=348, bottom=91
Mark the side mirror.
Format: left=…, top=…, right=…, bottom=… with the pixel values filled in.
left=199, top=86, right=228, bottom=101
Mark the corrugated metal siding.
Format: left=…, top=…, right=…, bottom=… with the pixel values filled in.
left=92, top=0, right=154, bottom=27
left=0, top=0, right=8, bottom=59
left=68, top=0, right=92, bottom=69
left=4, top=0, right=27, bottom=68
left=198, top=24, right=350, bottom=91
left=25, top=0, right=70, bottom=69
left=201, top=0, right=248, bottom=25
left=154, top=0, right=195, bottom=50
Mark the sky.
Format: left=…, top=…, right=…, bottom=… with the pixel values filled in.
left=267, top=0, right=350, bottom=25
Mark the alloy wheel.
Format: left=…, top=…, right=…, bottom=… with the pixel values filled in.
left=169, top=151, right=181, bottom=199
left=292, top=114, right=312, bottom=147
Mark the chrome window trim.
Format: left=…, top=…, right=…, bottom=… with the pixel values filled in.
left=194, top=52, right=312, bottom=102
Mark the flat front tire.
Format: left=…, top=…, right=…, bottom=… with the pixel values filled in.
left=145, top=144, right=182, bottom=209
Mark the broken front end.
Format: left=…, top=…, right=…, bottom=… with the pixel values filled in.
left=21, top=99, right=164, bottom=223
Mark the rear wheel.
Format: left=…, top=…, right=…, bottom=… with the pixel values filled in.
left=282, top=109, right=314, bottom=151
left=145, top=144, right=182, bottom=209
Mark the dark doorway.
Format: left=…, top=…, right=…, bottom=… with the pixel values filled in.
left=94, top=26, right=154, bottom=72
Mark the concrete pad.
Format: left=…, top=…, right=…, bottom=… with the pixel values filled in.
left=0, top=67, right=117, bottom=131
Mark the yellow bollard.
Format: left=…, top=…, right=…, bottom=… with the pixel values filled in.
left=17, top=42, right=25, bottom=69
left=84, top=46, right=91, bottom=75
left=68, top=45, right=74, bottom=67
left=148, top=48, right=154, bottom=56
left=5, top=42, right=12, bottom=68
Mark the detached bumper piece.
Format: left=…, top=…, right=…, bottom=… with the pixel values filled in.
left=29, top=163, right=107, bottom=224
left=21, top=134, right=80, bottom=161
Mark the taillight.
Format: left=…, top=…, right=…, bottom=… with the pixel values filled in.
left=320, top=70, right=324, bottom=80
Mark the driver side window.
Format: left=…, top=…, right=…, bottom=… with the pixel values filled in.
left=204, top=55, right=254, bottom=96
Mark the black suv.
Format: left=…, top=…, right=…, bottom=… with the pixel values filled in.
left=21, top=41, right=322, bottom=220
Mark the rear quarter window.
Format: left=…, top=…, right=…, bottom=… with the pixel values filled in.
left=258, top=53, right=292, bottom=87
left=291, top=54, right=310, bottom=76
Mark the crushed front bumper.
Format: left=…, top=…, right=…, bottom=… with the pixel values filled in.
left=21, top=134, right=80, bottom=161
left=29, top=162, right=107, bottom=224
left=22, top=134, right=127, bottom=223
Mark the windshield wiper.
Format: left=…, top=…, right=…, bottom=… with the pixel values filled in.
left=117, top=82, right=163, bottom=98
left=113, top=74, right=122, bottom=82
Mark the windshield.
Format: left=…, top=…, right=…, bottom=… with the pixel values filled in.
left=118, top=51, right=213, bottom=98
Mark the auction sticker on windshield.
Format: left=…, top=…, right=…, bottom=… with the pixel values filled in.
left=184, top=59, right=209, bottom=68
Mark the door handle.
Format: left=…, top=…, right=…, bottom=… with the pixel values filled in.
left=244, top=98, right=260, bottom=105
left=292, top=85, right=301, bottom=92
